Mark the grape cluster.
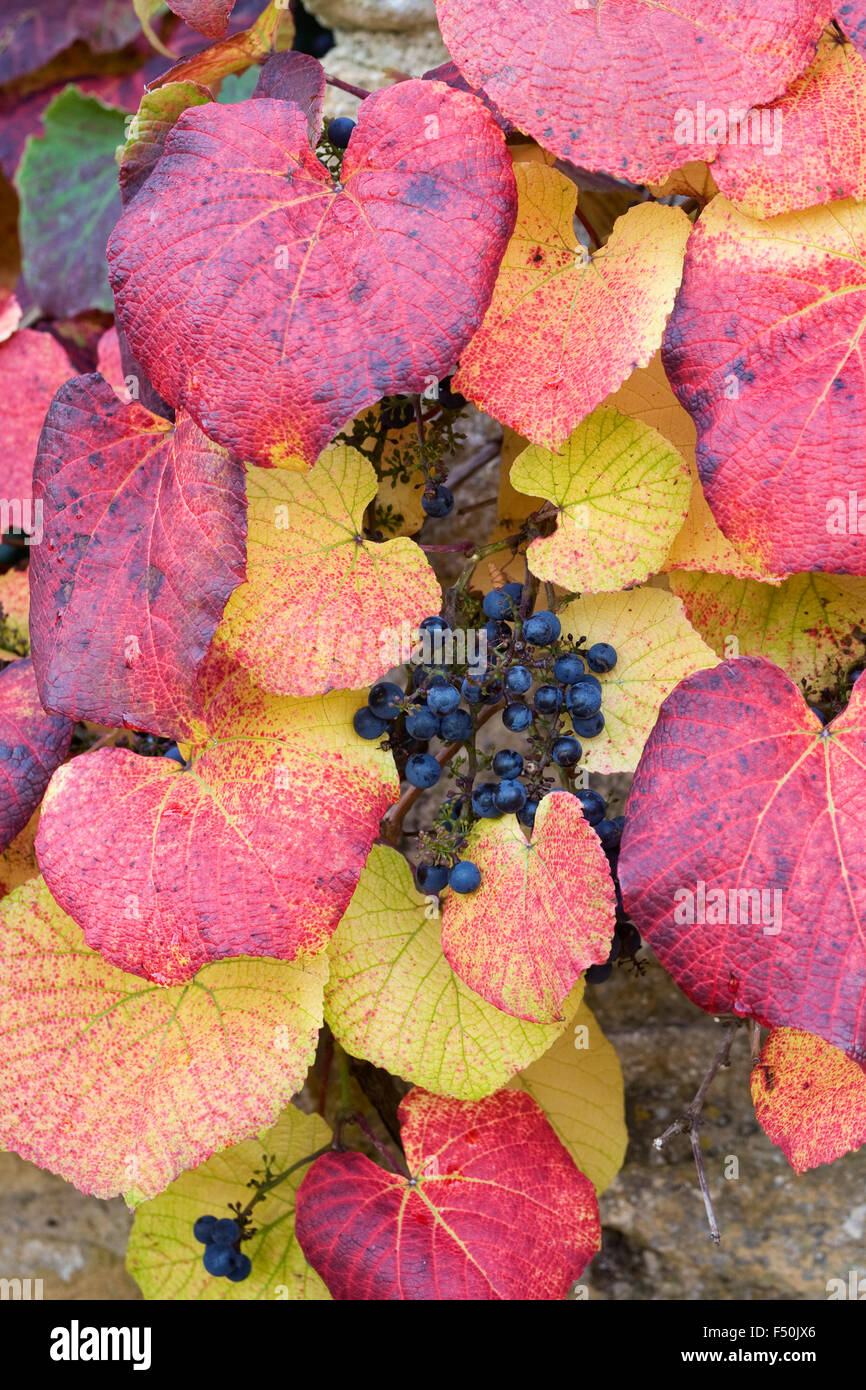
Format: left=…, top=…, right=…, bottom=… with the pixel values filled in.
left=193, top=1215, right=251, bottom=1283
left=353, top=585, right=621, bottom=897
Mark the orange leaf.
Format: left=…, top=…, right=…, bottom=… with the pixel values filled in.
left=752, top=1027, right=866, bottom=1172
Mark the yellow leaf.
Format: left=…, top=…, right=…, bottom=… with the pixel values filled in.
left=510, top=405, right=690, bottom=593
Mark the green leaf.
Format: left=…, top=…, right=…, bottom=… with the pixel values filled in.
left=127, top=1105, right=332, bottom=1299
left=16, top=86, right=130, bottom=316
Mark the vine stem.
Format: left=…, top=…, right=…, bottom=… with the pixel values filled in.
left=238, top=1144, right=334, bottom=1220
left=324, top=73, right=372, bottom=101
left=653, top=1019, right=744, bottom=1245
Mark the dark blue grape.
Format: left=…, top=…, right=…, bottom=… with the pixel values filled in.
left=422, top=485, right=454, bottom=518
left=552, top=735, right=582, bottom=766
left=440, top=708, right=473, bottom=741
left=481, top=678, right=503, bottom=704
left=503, top=701, right=533, bottom=732
left=427, top=683, right=460, bottom=715
left=368, top=681, right=404, bottom=720
left=494, top=778, right=527, bottom=813
left=482, top=588, right=515, bottom=620
left=518, top=798, right=539, bottom=829
left=566, top=681, right=602, bottom=718
left=405, top=754, right=441, bottom=789
left=203, top=1243, right=237, bottom=1277
left=225, top=1252, right=252, bottom=1283
left=587, top=642, right=617, bottom=673
left=504, top=665, right=532, bottom=695
left=462, top=675, right=484, bottom=704
left=419, top=616, right=449, bottom=633
left=575, top=789, right=607, bottom=826
left=596, top=816, right=625, bottom=851
left=553, top=653, right=585, bottom=684
left=353, top=706, right=388, bottom=740
left=570, top=711, right=605, bottom=738
left=193, top=1215, right=217, bottom=1244
left=523, top=610, right=561, bottom=646
left=437, top=376, right=467, bottom=411
left=327, top=116, right=356, bottom=148
left=416, top=862, right=449, bottom=894
left=405, top=707, right=440, bottom=740
left=492, top=748, right=524, bottom=778
left=212, top=1218, right=240, bottom=1247
left=533, top=685, right=562, bottom=714
left=471, top=782, right=500, bottom=818
left=484, top=619, right=511, bottom=648
left=449, top=860, right=481, bottom=893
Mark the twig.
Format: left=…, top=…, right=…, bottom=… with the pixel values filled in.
left=444, top=440, right=502, bottom=491
left=324, top=73, right=372, bottom=101
left=749, top=1019, right=763, bottom=1066
left=653, top=1019, right=743, bottom=1245
left=379, top=701, right=502, bottom=845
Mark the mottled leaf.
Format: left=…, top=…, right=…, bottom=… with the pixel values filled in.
left=146, top=0, right=294, bottom=91
left=295, top=1087, right=601, bottom=1300
left=0, top=877, right=327, bottom=1202
left=751, top=1026, right=866, bottom=1171
left=214, top=447, right=440, bottom=697
left=0, top=659, right=72, bottom=853
left=0, top=328, right=73, bottom=496
left=118, top=81, right=214, bottom=206
left=30, top=374, right=247, bottom=738
left=325, top=845, right=582, bottom=1100
left=253, top=50, right=326, bottom=144
left=510, top=405, right=690, bottom=593
left=165, top=0, right=237, bottom=39
left=36, top=660, right=399, bottom=984
left=108, top=82, right=516, bottom=467
left=619, top=657, right=866, bottom=1060
left=441, top=791, right=616, bottom=1023
left=454, top=162, right=690, bottom=449
left=127, top=1105, right=331, bottom=1299
left=0, top=809, right=38, bottom=900
left=558, top=587, right=719, bottom=773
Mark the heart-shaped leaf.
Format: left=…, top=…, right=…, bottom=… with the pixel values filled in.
left=751, top=1026, right=866, bottom=1171
left=108, top=81, right=517, bottom=468
left=663, top=195, right=866, bottom=575
left=441, top=791, right=616, bottom=1023
left=510, top=405, right=690, bottom=593
left=127, top=1104, right=332, bottom=1299
left=295, top=1087, right=601, bottom=1300
left=436, top=0, right=829, bottom=181
left=453, top=162, right=690, bottom=450
left=35, top=656, right=399, bottom=984
left=558, top=587, right=718, bottom=773
left=31, top=374, right=247, bottom=739
left=511, top=999, right=627, bottom=1196
left=603, top=353, right=782, bottom=581
left=0, top=877, right=328, bottom=1202
left=252, top=51, right=326, bottom=144
left=0, top=328, right=72, bottom=496
left=16, top=87, right=130, bottom=317
left=668, top=569, right=866, bottom=699
left=619, top=657, right=866, bottom=1060
left=214, top=446, right=440, bottom=697
left=713, top=30, right=866, bottom=217
left=0, top=659, right=73, bottom=853
left=325, top=845, right=581, bottom=1100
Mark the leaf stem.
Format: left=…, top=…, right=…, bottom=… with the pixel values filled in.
left=324, top=73, right=372, bottom=101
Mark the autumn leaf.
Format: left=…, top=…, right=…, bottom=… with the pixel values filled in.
left=0, top=327, right=73, bottom=496
left=0, top=568, right=30, bottom=656
left=668, top=569, right=866, bottom=699
left=751, top=1027, right=866, bottom=1172
left=127, top=1105, right=331, bottom=1299
left=108, top=81, right=517, bottom=468
left=441, top=791, right=616, bottom=1023
left=118, top=82, right=214, bottom=206
left=436, top=0, right=828, bottom=181
left=602, top=352, right=779, bottom=581
left=16, top=87, right=130, bottom=317
left=712, top=30, right=866, bottom=217
left=35, top=657, right=398, bottom=985
left=0, top=809, right=38, bottom=900
left=558, top=587, right=719, bottom=773
left=0, top=659, right=72, bottom=853
left=30, top=374, right=247, bottom=739
left=663, top=195, right=866, bottom=575
left=213, top=447, right=440, bottom=698
left=165, top=0, right=237, bottom=39
left=325, top=845, right=583, bottom=1100
left=510, top=405, right=691, bottom=593
left=0, top=2, right=141, bottom=86
left=145, top=0, right=294, bottom=91
left=295, top=1088, right=600, bottom=1300
left=511, top=999, right=627, bottom=1196
left=252, top=51, right=326, bottom=145
left=453, top=163, right=690, bottom=450
left=0, top=877, right=327, bottom=1203
left=833, top=1, right=866, bottom=59
left=619, top=657, right=866, bottom=1060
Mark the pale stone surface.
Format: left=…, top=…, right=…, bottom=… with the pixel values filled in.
left=321, top=26, right=449, bottom=121
left=307, top=0, right=438, bottom=30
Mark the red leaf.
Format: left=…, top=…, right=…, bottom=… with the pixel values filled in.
left=837, top=2, right=866, bottom=57
left=436, top=0, right=830, bottom=181
left=165, top=0, right=237, bottom=39
left=35, top=657, right=399, bottom=984
left=751, top=1027, right=866, bottom=1171
left=108, top=82, right=517, bottom=467
left=295, top=1088, right=600, bottom=1300
left=253, top=51, right=326, bottom=143
left=0, top=329, right=73, bottom=497
left=422, top=59, right=514, bottom=133
left=30, top=375, right=246, bottom=739
left=619, top=657, right=866, bottom=1060
left=0, top=659, right=73, bottom=853
left=662, top=196, right=866, bottom=575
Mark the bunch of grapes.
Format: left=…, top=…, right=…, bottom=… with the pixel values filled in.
left=193, top=1215, right=251, bottom=1283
